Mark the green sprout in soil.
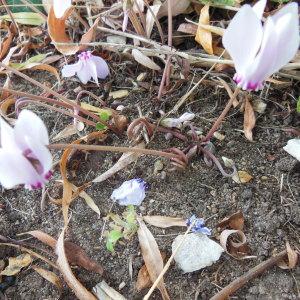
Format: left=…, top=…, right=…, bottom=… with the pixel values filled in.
left=105, top=205, right=138, bottom=252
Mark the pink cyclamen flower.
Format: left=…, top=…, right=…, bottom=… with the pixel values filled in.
left=62, top=51, right=109, bottom=84
left=222, top=0, right=299, bottom=91
left=0, top=110, right=52, bottom=190
left=53, top=0, right=72, bottom=18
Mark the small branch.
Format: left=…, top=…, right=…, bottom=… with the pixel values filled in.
left=203, top=87, right=240, bottom=142
left=48, top=143, right=179, bottom=160
left=210, top=250, right=287, bottom=300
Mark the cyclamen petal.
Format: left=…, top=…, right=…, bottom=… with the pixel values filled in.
left=61, top=51, right=109, bottom=84
left=0, top=110, right=52, bottom=190
left=111, top=179, right=147, bottom=206
left=0, top=149, right=41, bottom=189
left=53, top=0, right=72, bottom=19
left=222, top=0, right=299, bottom=91
left=283, top=139, right=300, bottom=161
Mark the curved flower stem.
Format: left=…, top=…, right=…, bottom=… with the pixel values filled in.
left=48, top=143, right=179, bottom=159
left=203, top=87, right=240, bottom=142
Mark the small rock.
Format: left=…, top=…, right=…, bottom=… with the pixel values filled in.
left=153, top=160, right=164, bottom=174
left=241, top=189, right=253, bottom=199
left=172, top=233, right=223, bottom=273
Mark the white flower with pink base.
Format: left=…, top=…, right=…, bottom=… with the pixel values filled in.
left=223, top=0, right=299, bottom=91
left=0, top=110, right=52, bottom=190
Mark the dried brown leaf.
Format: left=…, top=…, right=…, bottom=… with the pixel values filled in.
left=217, top=211, right=244, bottom=231
left=93, top=280, right=127, bottom=300
left=0, top=24, right=15, bottom=60
left=132, top=49, right=161, bottom=71
left=195, top=5, right=213, bottom=55
left=244, top=97, right=256, bottom=141
left=137, top=219, right=170, bottom=300
left=277, top=242, right=298, bottom=269
left=24, top=230, right=103, bottom=274
left=143, top=216, right=186, bottom=228
left=93, top=142, right=145, bottom=183
left=177, top=23, right=197, bottom=35
left=56, top=227, right=97, bottom=300
left=1, top=254, right=32, bottom=276
left=135, top=253, right=166, bottom=292
left=145, top=2, right=162, bottom=38
left=158, top=0, right=190, bottom=18
left=232, top=170, right=253, bottom=184
left=219, top=229, right=251, bottom=259
left=32, top=265, right=63, bottom=290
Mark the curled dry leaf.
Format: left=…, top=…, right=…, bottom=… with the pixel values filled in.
left=93, top=142, right=145, bottom=183
left=93, top=280, right=127, bottom=300
left=219, top=229, right=252, bottom=259
left=244, top=97, right=256, bottom=141
left=217, top=211, right=244, bottom=231
left=109, top=90, right=129, bottom=99
left=143, top=215, right=186, bottom=228
left=132, top=49, right=161, bottom=71
left=177, top=23, right=197, bottom=35
left=137, top=219, right=170, bottom=300
left=232, top=170, right=253, bottom=184
left=56, top=226, right=97, bottom=300
left=32, top=265, right=63, bottom=290
left=277, top=242, right=298, bottom=270
left=24, top=230, right=103, bottom=274
left=136, top=252, right=167, bottom=292
left=195, top=5, right=213, bottom=55
left=0, top=254, right=32, bottom=276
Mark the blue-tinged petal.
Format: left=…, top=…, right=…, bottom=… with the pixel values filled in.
left=90, top=56, right=110, bottom=79
left=283, top=139, right=300, bottom=161
left=0, top=149, right=41, bottom=189
left=222, top=5, right=263, bottom=75
left=86, top=59, right=99, bottom=85
left=200, top=227, right=212, bottom=236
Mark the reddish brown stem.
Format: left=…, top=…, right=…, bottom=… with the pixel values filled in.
left=210, top=250, right=287, bottom=300
left=48, top=143, right=179, bottom=160
left=203, top=87, right=240, bottom=142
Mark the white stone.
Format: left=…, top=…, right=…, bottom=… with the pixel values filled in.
left=172, top=233, right=224, bottom=273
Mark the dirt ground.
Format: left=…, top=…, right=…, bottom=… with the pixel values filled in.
left=0, top=63, right=300, bottom=300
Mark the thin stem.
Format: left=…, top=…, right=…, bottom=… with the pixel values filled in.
left=19, top=0, right=47, bottom=19
left=48, top=143, right=179, bottom=160
left=203, top=87, right=240, bottom=142
left=1, top=0, right=19, bottom=34
left=210, top=250, right=287, bottom=300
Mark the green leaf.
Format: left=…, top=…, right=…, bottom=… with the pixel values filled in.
left=106, top=230, right=123, bottom=252
left=10, top=54, right=47, bottom=69
left=6, top=0, right=44, bottom=13
left=297, top=97, right=300, bottom=113
left=98, top=111, right=110, bottom=122
left=0, top=12, right=45, bottom=26
left=95, top=123, right=107, bottom=131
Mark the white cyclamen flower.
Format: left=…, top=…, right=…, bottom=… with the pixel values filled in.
left=53, top=0, right=72, bottom=19
left=62, top=51, right=110, bottom=84
left=222, top=0, right=299, bottom=91
left=111, top=179, right=147, bottom=206
left=0, top=110, right=52, bottom=190
left=283, top=139, right=300, bottom=161
left=161, top=112, right=195, bottom=129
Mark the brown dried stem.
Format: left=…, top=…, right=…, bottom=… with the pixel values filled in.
left=203, top=87, right=240, bottom=142
left=210, top=250, right=288, bottom=300
left=48, top=143, right=179, bottom=160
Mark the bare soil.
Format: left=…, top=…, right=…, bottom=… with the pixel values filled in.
left=0, top=66, right=300, bottom=300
